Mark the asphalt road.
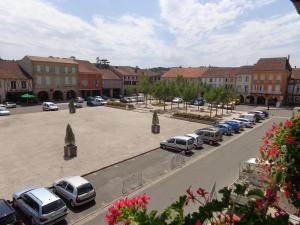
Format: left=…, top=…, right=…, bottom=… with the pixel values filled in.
left=81, top=116, right=287, bottom=225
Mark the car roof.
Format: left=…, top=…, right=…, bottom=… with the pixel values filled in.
left=63, top=176, right=89, bottom=188
left=0, top=199, right=15, bottom=217
left=185, top=133, right=198, bottom=138
left=43, top=102, right=54, bottom=104
left=28, top=187, right=59, bottom=206
left=173, top=136, right=192, bottom=140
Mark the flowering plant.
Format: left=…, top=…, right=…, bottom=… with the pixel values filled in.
left=105, top=115, right=300, bottom=224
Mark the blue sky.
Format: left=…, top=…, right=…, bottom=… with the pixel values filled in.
left=0, top=0, right=299, bottom=68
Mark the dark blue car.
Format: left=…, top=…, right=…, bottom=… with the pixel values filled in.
left=214, top=123, right=233, bottom=136
left=221, top=121, right=240, bottom=133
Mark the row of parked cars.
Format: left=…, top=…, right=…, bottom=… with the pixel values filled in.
left=0, top=102, right=17, bottom=116
left=0, top=176, right=96, bottom=225
left=160, top=110, right=269, bottom=154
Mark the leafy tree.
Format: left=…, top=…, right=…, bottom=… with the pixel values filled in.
left=182, top=82, right=197, bottom=112
left=96, top=57, right=110, bottom=69
left=204, top=88, right=218, bottom=117
left=126, top=86, right=135, bottom=97
left=65, top=124, right=75, bottom=146
left=138, top=75, right=151, bottom=107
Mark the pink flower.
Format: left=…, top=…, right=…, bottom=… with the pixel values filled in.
left=271, top=123, right=280, bottom=133
left=195, top=220, right=202, bottom=225
left=258, top=145, right=265, bottom=151
left=284, top=119, right=293, bottom=128
left=196, top=187, right=208, bottom=197
left=186, top=186, right=196, bottom=204
left=294, top=115, right=300, bottom=120
left=232, top=214, right=241, bottom=222
left=267, top=145, right=280, bottom=157
left=256, top=199, right=264, bottom=210
left=296, top=191, right=300, bottom=199
left=285, top=134, right=295, bottom=145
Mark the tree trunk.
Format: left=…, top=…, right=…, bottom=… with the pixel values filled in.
left=198, top=103, right=200, bottom=111
left=227, top=104, right=229, bottom=114
left=171, top=101, right=173, bottom=110
left=185, top=102, right=188, bottom=113
left=215, top=105, right=218, bottom=116
left=164, top=100, right=166, bottom=111
left=209, top=105, right=212, bottom=117
left=221, top=104, right=224, bottom=116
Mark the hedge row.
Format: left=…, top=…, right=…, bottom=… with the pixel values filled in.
left=107, top=101, right=135, bottom=109
left=173, top=112, right=217, bottom=122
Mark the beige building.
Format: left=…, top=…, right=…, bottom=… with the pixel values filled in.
left=19, top=56, right=79, bottom=101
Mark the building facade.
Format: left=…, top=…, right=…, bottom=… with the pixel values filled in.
left=249, top=57, right=292, bottom=106
left=234, top=66, right=253, bottom=104
left=201, top=67, right=235, bottom=88
left=19, top=56, right=79, bottom=101
left=162, top=67, right=208, bottom=82
left=98, top=68, right=122, bottom=97
left=287, top=68, right=300, bottom=105
left=75, top=60, right=102, bottom=98
left=0, top=60, right=32, bottom=102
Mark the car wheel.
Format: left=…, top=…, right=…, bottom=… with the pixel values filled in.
left=161, top=145, right=165, bottom=149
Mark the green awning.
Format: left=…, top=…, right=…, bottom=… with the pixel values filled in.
left=21, top=93, right=35, bottom=99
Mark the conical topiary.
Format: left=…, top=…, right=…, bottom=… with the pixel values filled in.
left=152, top=110, right=159, bottom=125
left=69, top=99, right=76, bottom=113
left=65, top=124, right=75, bottom=146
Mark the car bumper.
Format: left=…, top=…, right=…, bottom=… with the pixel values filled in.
left=41, top=213, right=67, bottom=225
left=75, top=193, right=96, bottom=206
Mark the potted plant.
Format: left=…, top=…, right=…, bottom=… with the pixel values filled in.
left=291, top=0, right=300, bottom=14
left=68, top=99, right=76, bottom=114
left=64, top=124, right=77, bottom=158
left=151, top=110, right=160, bottom=134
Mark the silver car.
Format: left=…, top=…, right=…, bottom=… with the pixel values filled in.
left=12, top=187, right=68, bottom=225
left=185, top=133, right=204, bottom=149
left=160, top=136, right=194, bottom=153
left=53, top=176, right=96, bottom=207
left=42, top=102, right=59, bottom=111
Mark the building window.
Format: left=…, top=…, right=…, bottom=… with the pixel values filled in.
left=11, top=81, right=16, bottom=89
left=45, top=76, right=51, bottom=85
left=296, top=87, right=300, bottom=93
left=275, top=85, right=280, bottom=93
left=277, top=75, right=281, bottom=81
left=45, top=65, right=50, bottom=73
left=55, top=76, right=60, bottom=87
left=269, top=74, right=273, bottom=81
left=72, top=77, right=76, bottom=85
left=21, top=81, right=26, bottom=89
left=81, top=80, right=88, bottom=87
left=35, top=65, right=41, bottom=73
left=268, top=85, right=272, bottom=93
left=65, top=76, right=69, bottom=85
left=245, top=76, right=249, bottom=82
left=36, top=76, right=42, bottom=85
left=71, top=67, right=76, bottom=74
left=55, top=65, right=60, bottom=75
left=260, top=74, right=265, bottom=80
left=254, top=75, right=257, bottom=80
left=209, top=78, right=212, bottom=82
left=64, top=67, right=68, bottom=74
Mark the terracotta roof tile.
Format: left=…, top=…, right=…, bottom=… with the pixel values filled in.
left=0, top=60, right=32, bottom=79
left=291, top=68, right=300, bottom=79
left=26, top=55, right=78, bottom=64
left=97, top=69, right=121, bottom=80
left=202, top=67, right=237, bottom=78
left=75, top=60, right=102, bottom=74
left=111, top=66, right=144, bottom=76
left=162, top=67, right=208, bottom=78
left=253, top=57, right=290, bottom=71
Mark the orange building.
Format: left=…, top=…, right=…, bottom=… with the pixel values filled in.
left=248, top=57, right=292, bottom=106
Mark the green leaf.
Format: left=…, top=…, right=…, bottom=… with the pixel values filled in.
left=247, top=189, right=265, bottom=199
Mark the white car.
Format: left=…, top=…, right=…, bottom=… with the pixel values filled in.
left=172, top=97, right=183, bottom=103
left=5, top=102, right=16, bottom=108
left=255, top=111, right=266, bottom=119
left=234, top=118, right=253, bottom=128
left=53, top=176, right=96, bottom=207
left=0, top=107, right=10, bottom=116
left=42, top=102, right=59, bottom=111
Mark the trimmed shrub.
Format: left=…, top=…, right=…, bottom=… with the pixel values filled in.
left=65, top=124, right=75, bottom=146
left=107, top=101, right=135, bottom=109
left=173, top=112, right=217, bottom=122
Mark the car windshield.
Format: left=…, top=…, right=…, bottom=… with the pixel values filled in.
left=0, top=108, right=6, bottom=111
left=48, top=103, right=55, bottom=106
left=77, top=183, right=93, bottom=195
left=42, top=199, right=65, bottom=215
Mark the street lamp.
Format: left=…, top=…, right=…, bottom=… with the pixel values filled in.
left=291, top=0, right=300, bottom=14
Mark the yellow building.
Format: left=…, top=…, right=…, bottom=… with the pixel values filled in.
left=19, top=56, right=79, bottom=101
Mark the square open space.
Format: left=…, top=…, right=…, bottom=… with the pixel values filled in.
left=0, top=106, right=204, bottom=199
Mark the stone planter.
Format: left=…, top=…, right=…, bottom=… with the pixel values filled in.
left=69, top=108, right=76, bottom=114
left=151, top=124, right=160, bottom=134
left=291, top=0, right=300, bottom=14
left=64, top=144, right=77, bottom=158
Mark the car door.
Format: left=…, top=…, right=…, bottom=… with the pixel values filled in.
left=65, top=184, right=75, bottom=200
left=55, top=181, right=68, bottom=198
left=167, top=138, right=175, bottom=149
left=19, top=194, right=39, bottom=219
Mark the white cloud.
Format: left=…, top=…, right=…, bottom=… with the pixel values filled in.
left=0, top=0, right=299, bottom=67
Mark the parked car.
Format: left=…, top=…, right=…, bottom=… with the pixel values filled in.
left=120, top=97, right=132, bottom=103
left=75, top=97, right=84, bottom=103
left=160, top=136, right=194, bottom=153
left=0, top=107, right=10, bottom=116
left=42, top=102, right=59, bottom=111
left=101, top=95, right=109, bottom=100
left=259, top=110, right=269, bottom=118
left=184, top=133, right=204, bottom=149
left=248, top=111, right=262, bottom=122
left=194, top=128, right=222, bottom=145
left=190, top=98, right=205, bottom=106
left=220, top=121, right=240, bottom=133
left=5, top=102, right=16, bottom=108
left=255, top=110, right=267, bottom=119
left=74, top=102, right=83, bottom=108
left=87, top=98, right=104, bottom=106
left=234, top=118, right=253, bottom=128
left=0, top=104, right=7, bottom=109
left=0, top=199, right=16, bottom=225
left=229, top=119, right=246, bottom=130
left=214, top=123, right=233, bottom=136
left=12, top=186, right=68, bottom=225
left=53, top=176, right=96, bottom=208
left=172, top=97, right=183, bottom=103
left=239, top=113, right=256, bottom=124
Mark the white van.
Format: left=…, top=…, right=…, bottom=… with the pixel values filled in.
left=160, top=136, right=194, bottom=153
left=239, top=113, right=255, bottom=124
left=185, top=134, right=204, bottom=149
